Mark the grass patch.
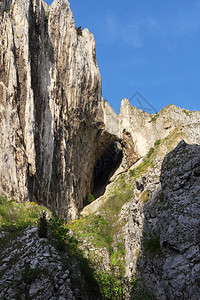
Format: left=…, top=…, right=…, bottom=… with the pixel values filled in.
left=129, top=150, right=154, bottom=179
left=129, top=139, right=162, bottom=179
left=84, top=193, right=96, bottom=206
left=68, top=173, right=133, bottom=282
left=0, top=196, right=49, bottom=232
left=151, top=113, right=159, bottom=123
left=154, top=139, right=161, bottom=147
left=48, top=214, right=101, bottom=298
left=69, top=214, right=113, bottom=249
left=131, top=278, right=155, bottom=300
left=139, top=191, right=149, bottom=203
left=183, top=109, right=190, bottom=116
left=70, top=174, right=133, bottom=251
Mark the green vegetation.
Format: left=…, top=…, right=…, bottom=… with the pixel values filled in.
left=0, top=195, right=154, bottom=299
left=131, top=279, right=154, bottom=300
left=147, top=147, right=154, bottom=158
left=71, top=176, right=132, bottom=248
left=38, top=211, right=48, bottom=238
left=183, top=109, right=190, bottom=116
left=47, top=214, right=101, bottom=297
left=143, top=232, right=161, bottom=255
left=139, top=190, right=149, bottom=203
left=129, top=139, right=162, bottom=179
left=86, top=193, right=96, bottom=204
left=151, top=113, right=159, bottom=123
left=45, top=10, right=50, bottom=22
left=48, top=214, right=69, bottom=251
left=69, top=214, right=112, bottom=249
left=0, top=196, right=48, bottom=232
left=68, top=174, right=133, bottom=287
left=154, top=139, right=161, bottom=147
left=93, top=271, right=154, bottom=299
left=96, top=271, right=128, bottom=299
left=76, top=26, right=83, bottom=36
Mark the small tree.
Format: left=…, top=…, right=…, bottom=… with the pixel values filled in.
left=38, top=211, right=48, bottom=238
left=76, top=26, right=83, bottom=36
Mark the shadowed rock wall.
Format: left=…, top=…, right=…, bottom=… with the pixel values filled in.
left=0, top=0, right=114, bottom=220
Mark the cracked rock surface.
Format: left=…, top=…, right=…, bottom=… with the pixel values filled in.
left=125, top=141, right=200, bottom=299
left=0, top=226, right=78, bottom=300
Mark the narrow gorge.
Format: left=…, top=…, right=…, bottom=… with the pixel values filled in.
left=1, top=0, right=200, bottom=299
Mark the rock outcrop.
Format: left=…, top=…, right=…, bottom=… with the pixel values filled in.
left=0, top=225, right=100, bottom=300
left=1, top=0, right=200, bottom=223
left=124, top=141, right=200, bottom=299
left=0, top=0, right=119, bottom=220
left=77, top=118, right=200, bottom=299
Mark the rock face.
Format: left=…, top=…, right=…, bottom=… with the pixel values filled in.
left=78, top=117, right=200, bottom=299
left=1, top=0, right=200, bottom=223
left=0, top=0, right=117, bottom=220
left=125, top=140, right=200, bottom=299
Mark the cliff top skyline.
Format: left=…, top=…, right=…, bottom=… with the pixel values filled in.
left=45, top=0, right=200, bottom=114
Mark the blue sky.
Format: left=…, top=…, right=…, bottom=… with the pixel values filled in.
left=45, top=0, right=200, bottom=114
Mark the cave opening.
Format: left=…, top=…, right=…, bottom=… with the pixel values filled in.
left=93, top=141, right=123, bottom=198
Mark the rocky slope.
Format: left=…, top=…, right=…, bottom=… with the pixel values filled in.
left=0, top=226, right=76, bottom=300
left=125, top=141, right=200, bottom=299
left=73, top=112, right=200, bottom=299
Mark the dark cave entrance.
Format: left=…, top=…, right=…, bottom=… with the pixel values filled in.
left=93, top=142, right=123, bottom=198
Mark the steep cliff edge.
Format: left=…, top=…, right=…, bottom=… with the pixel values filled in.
left=0, top=0, right=121, bottom=220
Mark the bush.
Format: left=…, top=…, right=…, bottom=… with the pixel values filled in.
left=147, top=147, right=154, bottom=158
left=151, top=113, right=159, bottom=123
left=129, top=169, right=136, bottom=177
left=76, top=26, right=83, bottom=36
left=45, top=11, right=50, bottom=21
left=143, top=232, right=160, bottom=255
left=48, top=214, right=68, bottom=251
left=87, top=193, right=96, bottom=203
left=38, top=211, right=48, bottom=238
left=154, top=139, right=161, bottom=148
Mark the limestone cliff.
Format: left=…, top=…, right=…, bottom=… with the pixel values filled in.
left=1, top=2, right=200, bottom=298
left=76, top=105, right=200, bottom=299
left=0, top=0, right=119, bottom=220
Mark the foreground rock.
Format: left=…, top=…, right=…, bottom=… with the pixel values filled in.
left=125, top=141, right=200, bottom=299
left=0, top=226, right=74, bottom=299
left=0, top=225, right=99, bottom=300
